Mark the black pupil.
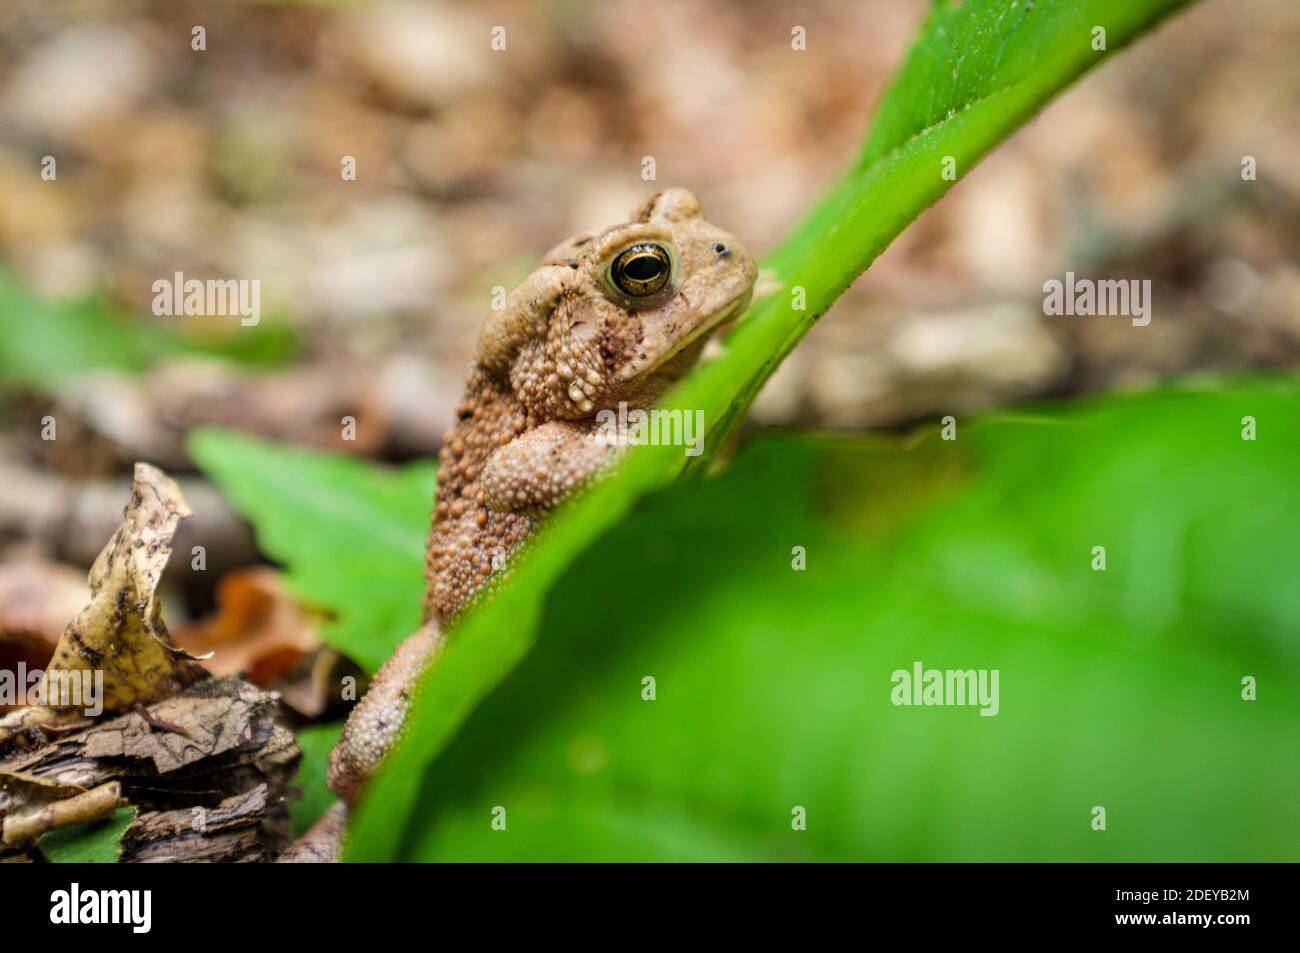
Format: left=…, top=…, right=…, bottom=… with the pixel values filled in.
left=623, top=253, right=663, bottom=281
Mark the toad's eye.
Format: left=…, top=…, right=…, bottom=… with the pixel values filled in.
left=610, top=243, right=671, bottom=297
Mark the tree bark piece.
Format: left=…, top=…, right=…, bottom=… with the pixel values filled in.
left=0, top=675, right=299, bottom=862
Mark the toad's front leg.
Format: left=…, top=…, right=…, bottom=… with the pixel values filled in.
left=302, top=420, right=617, bottom=848
left=481, top=419, right=622, bottom=514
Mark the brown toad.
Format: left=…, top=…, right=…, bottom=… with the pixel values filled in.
left=320, top=188, right=756, bottom=817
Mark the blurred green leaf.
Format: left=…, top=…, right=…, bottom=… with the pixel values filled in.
left=347, top=0, right=1200, bottom=860
left=0, top=270, right=297, bottom=392
left=291, top=722, right=345, bottom=837
left=401, top=380, right=1300, bottom=860
left=0, top=272, right=152, bottom=387
left=38, top=807, right=137, bottom=863
left=189, top=428, right=436, bottom=673
left=174, top=319, right=299, bottom=368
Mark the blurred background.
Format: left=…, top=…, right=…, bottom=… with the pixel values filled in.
left=1, top=0, right=1297, bottom=725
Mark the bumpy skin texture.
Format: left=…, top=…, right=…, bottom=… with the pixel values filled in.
left=324, top=189, right=756, bottom=816
left=326, top=624, right=440, bottom=803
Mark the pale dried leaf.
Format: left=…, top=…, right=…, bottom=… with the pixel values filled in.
left=40, top=462, right=205, bottom=713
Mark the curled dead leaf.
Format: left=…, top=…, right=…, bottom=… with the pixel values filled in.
left=0, top=464, right=204, bottom=747
left=1, top=777, right=125, bottom=847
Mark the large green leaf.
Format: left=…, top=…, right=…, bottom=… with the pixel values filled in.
left=346, top=0, right=1200, bottom=860
left=400, top=379, right=1300, bottom=860
left=189, top=429, right=437, bottom=673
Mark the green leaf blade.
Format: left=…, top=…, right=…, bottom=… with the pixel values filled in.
left=189, top=428, right=436, bottom=673
left=290, top=722, right=346, bottom=837
left=39, top=807, right=138, bottom=863
left=400, top=380, right=1300, bottom=861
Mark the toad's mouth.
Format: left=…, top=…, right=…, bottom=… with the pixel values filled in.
left=617, top=289, right=753, bottom=382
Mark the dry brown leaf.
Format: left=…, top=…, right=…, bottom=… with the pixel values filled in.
left=0, top=767, right=125, bottom=847
left=174, top=567, right=323, bottom=686
left=1, top=780, right=125, bottom=847
left=0, top=769, right=87, bottom=814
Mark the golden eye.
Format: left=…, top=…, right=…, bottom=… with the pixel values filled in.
left=610, top=243, right=671, bottom=297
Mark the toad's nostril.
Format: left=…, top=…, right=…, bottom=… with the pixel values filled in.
left=713, top=243, right=729, bottom=257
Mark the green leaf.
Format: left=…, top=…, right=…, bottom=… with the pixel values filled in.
left=0, top=273, right=153, bottom=387
left=0, top=270, right=297, bottom=392
left=39, top=807, right=137, bottom=863
left=404, top=379, right=1300, bottom=860
left=346, top=0, right=1200, bottom=861
left=291, top=722, right=345, bottom=837
left=188, top=428, right=436, bottom=673
left=862, top=0, right=1173, bottom=167
left=698, top=0, right=1196, bottom=464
